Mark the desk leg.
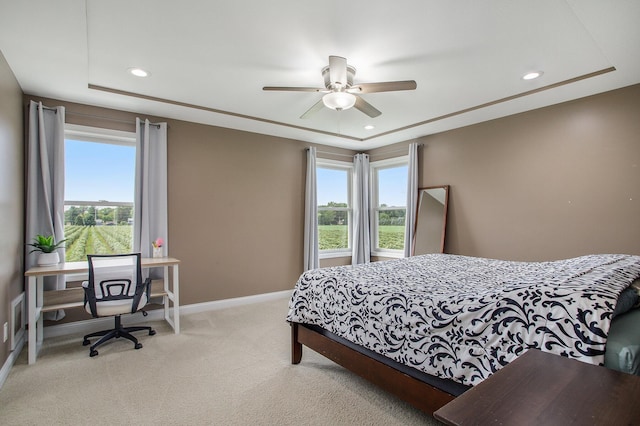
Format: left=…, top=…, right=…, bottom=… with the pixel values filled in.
left=27, top=276, right=37, bottom=365
left=173, top=264, right=180, bottom=334
left=36, top=278, right=43, bottom=347
left=162, top=265, right=180, bottom=334
left=163, top=266, right=170, bottom=327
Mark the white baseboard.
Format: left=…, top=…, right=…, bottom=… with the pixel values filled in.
left=0, top=334, right=25, bottom=389
left=180, top=289, right=292, bottom=315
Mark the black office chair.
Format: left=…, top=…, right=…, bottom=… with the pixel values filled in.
left=82, top=253, right=156, bottom=357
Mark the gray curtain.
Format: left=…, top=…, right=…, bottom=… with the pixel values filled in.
left=133, top=118, right=168, bottom=267
left=303, top=147, right=319, bottom=271
left=352, top=153, right=371, bottom=265
left=404, top=142, right=419, bottom=257
left=25, top=101, right=66, bottom=320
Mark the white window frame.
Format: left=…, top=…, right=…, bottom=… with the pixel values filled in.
left=63, top=124, right=137, bottom=280
left=370, top=155, right=409, bottom=258
left=316, top=158, right=353, bottom=259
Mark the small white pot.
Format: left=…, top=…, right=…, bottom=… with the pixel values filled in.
left=37, top=252, right=60, bottom=266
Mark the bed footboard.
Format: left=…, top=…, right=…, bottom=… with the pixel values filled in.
left=290, top=322, right=457, bottom=415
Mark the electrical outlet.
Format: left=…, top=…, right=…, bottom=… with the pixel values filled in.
left=3, top=322, right=7, bottom=343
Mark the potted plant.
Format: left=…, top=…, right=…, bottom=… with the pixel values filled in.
left=28, top=234, right=66, bottom=266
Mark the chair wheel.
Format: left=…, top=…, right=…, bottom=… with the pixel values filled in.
left=90, top=349, right=99, bottom=357
left=135, top=343, right=143, bottom=350
left=149, top=329, right=156, bottom=336
left=83, top=339, right=90, bottom=346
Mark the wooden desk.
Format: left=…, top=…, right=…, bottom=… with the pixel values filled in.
left=24, top=257, right=180, bottom=364
left=434, top=349, right=640, bottom=425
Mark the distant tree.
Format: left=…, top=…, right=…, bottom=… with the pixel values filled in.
left=318, top=202, right=348, bottom=225
left=74, top=214, right=85, bottom=225
left=65, top=206, right=83, bottom=225
left=318, top=210, right=336, bottom=225
left=116, top=206, right=133, bottom=224
left=99, top=207, right=113, bottom=222
left=82, top=206, right=97, bottom=226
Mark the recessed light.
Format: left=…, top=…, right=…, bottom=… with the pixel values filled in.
left=128, top=67, right=150, bottom=77
left=364, top=125, right=375, bottom=130
left=522, top=71, right=543, bottom=80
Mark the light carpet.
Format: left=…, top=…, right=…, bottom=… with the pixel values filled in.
left=0, top=296, right=443, bottom=425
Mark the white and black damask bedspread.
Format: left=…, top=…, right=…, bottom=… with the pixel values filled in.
left=286, top=254, right=640, bottom=386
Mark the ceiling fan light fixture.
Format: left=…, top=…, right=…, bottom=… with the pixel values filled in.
left=322, top=91, right=356, bottom=111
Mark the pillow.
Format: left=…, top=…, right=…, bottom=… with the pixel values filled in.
left=631, top=278, right=640, bottom=296
left=612, top=287, right=639, bottom=318
left=605, top=308, right=640, bottom=375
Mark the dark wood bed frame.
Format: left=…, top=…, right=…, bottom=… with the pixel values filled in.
left=291, top=322, right=459, bottom=415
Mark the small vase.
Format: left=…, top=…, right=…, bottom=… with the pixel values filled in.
left=38, top=252, right=60, bottom=266
left=152, top=247, right=163, bottom=258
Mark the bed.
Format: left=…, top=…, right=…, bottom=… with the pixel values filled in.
left=286, top=253, right=640, bottom=414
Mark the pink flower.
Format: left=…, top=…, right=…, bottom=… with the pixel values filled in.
left=153, top=238, right=164, bottom=248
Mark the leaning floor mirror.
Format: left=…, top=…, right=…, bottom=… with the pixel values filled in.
left=412, top=185, right=449, bottom=255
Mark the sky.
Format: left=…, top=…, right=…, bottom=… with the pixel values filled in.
left=377, top=166, right=408, bottom=206
left=317, top=165, right=408, bottom=207
left=65, top=139, right=135, bottom=202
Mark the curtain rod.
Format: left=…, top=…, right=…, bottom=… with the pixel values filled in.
left=369, top=143, right=423, bottom=158
left=65, top=110, right=163, bottom=128
left=310, top=143, right=423, bottom=159
left=315, top=149, right=353, bottom=158
left=36, top=104, right=58, bottom=113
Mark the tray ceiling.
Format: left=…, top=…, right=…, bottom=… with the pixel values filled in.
left=0, top=0, right=638, bottom=149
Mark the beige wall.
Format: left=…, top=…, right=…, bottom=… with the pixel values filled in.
left=167, top=120, right=306, bottom=303
left=0, top=50, right=24, bottom=365
left=26, top=96, right=355, bottom=309
left=22, top=83, right=640, bottom=327
left=373, top=84, right=640, bottom=261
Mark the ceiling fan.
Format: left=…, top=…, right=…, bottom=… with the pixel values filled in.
left=263, top=56, right=417, bottom=119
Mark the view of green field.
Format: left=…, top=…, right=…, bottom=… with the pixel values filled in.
left=378, top=225, right=405, bottom=250
left=318, top=225, right=404, bottom=250
left=65, top=223, right=403, bottom=261
left=318, top=225, right=348, bottom=250
left=64, top=225, right=133, bottom=262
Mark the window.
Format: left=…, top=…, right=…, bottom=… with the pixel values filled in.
left=316, top=159, right=353, bottom=258
left=64, top=124, right=136, bottom=262
left=370, top=156, right=408, bottom=257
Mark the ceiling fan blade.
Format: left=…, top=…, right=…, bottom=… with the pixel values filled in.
left=300, top=99, right=325, bottom=119
left=263, top=86, right=326, bottom=92
left=350, top=80, right=417, bottom=94
left=354, top=96, right=382, bottom=118
left=328, top=56, right=348, bottom=88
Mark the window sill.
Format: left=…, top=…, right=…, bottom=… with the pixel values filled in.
left=371, top=250, right=404, bottom=259
left=319, top=251, right=352, bottom=260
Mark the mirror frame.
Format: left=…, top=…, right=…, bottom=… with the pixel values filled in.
left=412, top=185, right=449, bottom=255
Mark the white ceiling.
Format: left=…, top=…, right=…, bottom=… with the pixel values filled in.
left=1, top=0, right=638, bottom=150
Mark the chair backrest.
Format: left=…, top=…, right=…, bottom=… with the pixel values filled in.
left=85, top=253, right=145, bottom=316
